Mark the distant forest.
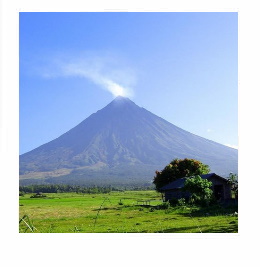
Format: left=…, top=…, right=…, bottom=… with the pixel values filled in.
left=19, top=184, right=155, bottom=195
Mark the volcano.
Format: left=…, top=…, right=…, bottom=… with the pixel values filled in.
left=19, top=96, right=238, bottom=186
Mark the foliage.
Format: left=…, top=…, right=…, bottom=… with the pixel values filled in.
left=153, top=158, right=210, bottom=191
left=177, top=198, right=186, bottom=207
left=19, top=184, right=154, bottom=194
left=158, top=201, right=170, bottom=210
left=30, top=193, right=47, bottom=198
left=183, top=175, right=213, bottom=206
left=20, top=184, right=113, bottom=194
left=227, top=173, right=238, bottom=199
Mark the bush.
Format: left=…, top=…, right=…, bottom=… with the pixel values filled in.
left=177, top=198, right=186, bottom=207
left=184, top=175, right=213, bottom=206
left=30, top=193, right=47, bottom=198
left=158, top=201, right=170, bottom=210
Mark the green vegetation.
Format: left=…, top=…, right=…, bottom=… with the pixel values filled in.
left=19, top=184, right=153, bottom=195
left=19, top=190, right=238, bottom=233
left=153, top=158, right=210, bottom=191
left=227, top=173, right=238, bottom=199
left=183, top=175, right=213, bottom=206
left=20, top=184, right=117, bottom=194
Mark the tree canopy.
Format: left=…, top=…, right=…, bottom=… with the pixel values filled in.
left=227, top=172, right=238, bottom=199
left=153, top=158, right=210, bottom=191
left=183, top=175, right=213, bottom=205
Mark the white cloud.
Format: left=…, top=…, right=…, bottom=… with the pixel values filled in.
left=225, top=144, right=238, bottom=149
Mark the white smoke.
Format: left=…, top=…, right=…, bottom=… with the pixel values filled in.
left=41, top=52, right=136, bottom=98
left=62, top=61, right=133, bottom=97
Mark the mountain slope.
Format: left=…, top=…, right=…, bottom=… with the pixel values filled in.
left=19, top=96, right=238, bottom=186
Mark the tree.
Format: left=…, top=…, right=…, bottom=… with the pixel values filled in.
left=183, top=175, right=213, bottom=205
left=153, top=158, right=210, bottom=191
left=227, top=172, right=238, bottom=200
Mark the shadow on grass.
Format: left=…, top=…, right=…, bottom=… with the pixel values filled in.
left=156, top=225, right=205, bottom=233
left=156, top=223, right=238, bottom=233
left=92, top=207, right=122, bottom=211
left=184, top=204, right=238, bottom=218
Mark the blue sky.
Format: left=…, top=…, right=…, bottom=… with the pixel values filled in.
left=20, top=12, right=238, bottom=154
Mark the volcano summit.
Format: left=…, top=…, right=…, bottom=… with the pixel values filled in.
left=20, top=96, right=238, bottom=186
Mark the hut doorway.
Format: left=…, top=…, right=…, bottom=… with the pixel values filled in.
left=214, top=185, right=224, bottom=200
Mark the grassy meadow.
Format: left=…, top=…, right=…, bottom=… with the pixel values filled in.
left=19, top=190, right=238, bottom=233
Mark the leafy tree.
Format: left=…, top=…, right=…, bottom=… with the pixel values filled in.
left=183, top=175, right=213, bottom=205
left=227, top=172, right=238, bottom=199
left=153, top=158, right=210, bottom=191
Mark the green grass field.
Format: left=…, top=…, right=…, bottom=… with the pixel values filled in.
left=19, top=190, right=238, bottom=233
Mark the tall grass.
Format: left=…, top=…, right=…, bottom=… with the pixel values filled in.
left=19, top=215, right=37, bottom=233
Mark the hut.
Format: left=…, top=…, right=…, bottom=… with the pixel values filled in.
left=160, top=173, right=232, bottom=202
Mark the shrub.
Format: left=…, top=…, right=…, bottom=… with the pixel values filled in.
left=30, top=193, right=47, bottom=198
left=118, top=199, right=124, bottom=205
left=158, top=201, right=170, bottom=210
left=177, top=198, right=186, bottom=207
left=184, top=175, right=213, bottom=206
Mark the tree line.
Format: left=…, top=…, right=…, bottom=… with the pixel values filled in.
left=20, top=184, right=115, bottom=194
left=19, top=184, right=155, bottom=195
